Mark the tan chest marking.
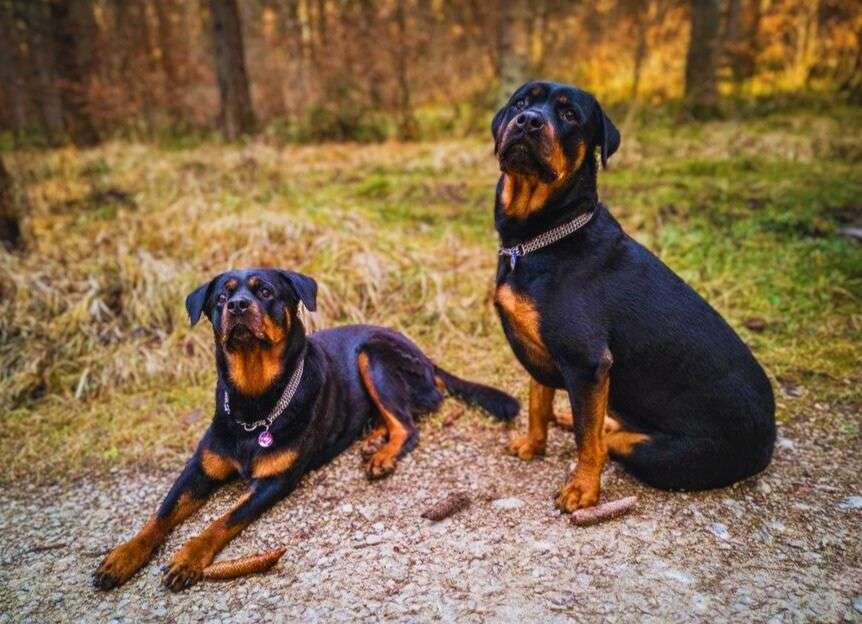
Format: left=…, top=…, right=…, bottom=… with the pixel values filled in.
left=226, top=342, right=285, bottom=396
left=495, top=284, right=553, bottom=368
left=501, top=174, right=551, bottom=220
left=252, top=448, right=299, bottom=479
left=200, top=448, right=239, bottom=481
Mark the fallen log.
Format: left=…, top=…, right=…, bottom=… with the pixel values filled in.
left=571, top=496, right=637, bottom=527
left=203, top=547, right=287, bottom=580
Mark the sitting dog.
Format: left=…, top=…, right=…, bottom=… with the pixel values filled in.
left=94, top=268, right=518, bottom=591
left=490, top=81, right=775, bottom=512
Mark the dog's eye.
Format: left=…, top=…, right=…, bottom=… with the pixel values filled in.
left=514, top=98, right=527, bottom=110
left=216, top=293, right=227, bottom=305
left=562, top=109, right=578, bottom=123
left=259, top=286, right=273, bottom=299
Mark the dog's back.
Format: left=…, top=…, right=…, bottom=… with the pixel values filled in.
left=591, top=210, right=776, bottom=488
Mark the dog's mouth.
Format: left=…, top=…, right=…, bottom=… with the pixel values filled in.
left=223, top=320, right=268, bottom=349
left=499, top=138, right=555, bottom=181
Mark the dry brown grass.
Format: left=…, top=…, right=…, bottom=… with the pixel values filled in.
left=1, top=107, right=860, bottom=481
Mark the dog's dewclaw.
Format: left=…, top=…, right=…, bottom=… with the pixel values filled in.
left=421, top=492, right=471, bottom=521
left=570, top=496, right=638, bottom=527
left=202, top=548, right=287, bottom=580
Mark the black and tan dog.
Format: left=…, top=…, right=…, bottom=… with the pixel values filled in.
left=94, top=268, right=518, bottom=591
left=491, top=81, right=775, bottom=511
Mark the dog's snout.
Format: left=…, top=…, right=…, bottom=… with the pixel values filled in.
left=515, top=111, right=544, bottom=133
left=227, top=296, right=251, bottom=315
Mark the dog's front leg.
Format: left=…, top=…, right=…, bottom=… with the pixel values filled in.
left=507, top=377, right=555, bottom=460
left=93, top=445, right=236, bottom=589
left=163, top=463, right=302, bottom=591
left=556, top=348, right=613, bottom=512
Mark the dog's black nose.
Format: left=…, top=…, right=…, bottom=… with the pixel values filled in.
left=227, top=296, right=251, bottom=315
left=515, top=111, right=544, bottom=133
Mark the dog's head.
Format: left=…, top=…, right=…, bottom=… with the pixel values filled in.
left=491, top=81, right=620, bottom=183
left=185, top=268, right=317, bottom=395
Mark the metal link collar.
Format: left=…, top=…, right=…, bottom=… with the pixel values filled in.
left=498, top=211, right=594, bottom=270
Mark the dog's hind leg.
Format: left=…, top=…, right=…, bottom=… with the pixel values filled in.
left=357, top=351, right=421, bottom=479
left=608, top=429, right=771, bottom=491
left=606, top=429, right=650, bottom=459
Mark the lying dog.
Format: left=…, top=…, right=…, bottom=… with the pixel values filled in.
left=491, top=81, right=775, bottom=511
left=94, top=268, right=518, bottom=591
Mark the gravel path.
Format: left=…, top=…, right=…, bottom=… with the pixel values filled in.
left=1, top=410, right=860, bottom=624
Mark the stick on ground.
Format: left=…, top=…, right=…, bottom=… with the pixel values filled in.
left=421, top=492, right=471, bottom=521
left=203, top=547, right=287, bottom=580
left=571, top=496, right=638, bottom=527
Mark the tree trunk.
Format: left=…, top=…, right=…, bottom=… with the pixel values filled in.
left=114, top=0, right=158, bottom=136
left=620, top=0, right=650, bottom=137
left=742, top=0, right=762, bottom=81
left=358, top=0, right=384, bottom=107
left=631, top=7, right=649, bottom=102
left=23, top=1, right=66, bottom=142
left=393, top=0, right=418, bottom=140
left=527, top=0, right=552, bottom=75
left=724, top=0, right=744, bottom=83
left=316, top=0, right=328, bottom=48
left=684, top=0, right=721, bottom=116
left=0, top=156, right=23, bottom=251
left=208, top=0, right=256, bottom=140
left=0, top=4, right=32, bottom=137
left=154, top=0, right=180, bottom=87
left=495, top=0, right=528, bottom=103
left=50, top=0, right=100, bottom=146
left=0, top=1, right=67, bottom=143
left=285, top=0, right=309, bottom=103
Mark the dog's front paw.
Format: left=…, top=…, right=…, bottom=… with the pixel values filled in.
left=506, top=433, right=546, bottom=461
left=555, top=473, right=600, bottom=513
left=360, top=430, right=387, bottom=461
left=365, top=447, right=398, bottom=480
left=162, top=539, right=211, bottom=591
left=93, top=539, right=153, bottom=590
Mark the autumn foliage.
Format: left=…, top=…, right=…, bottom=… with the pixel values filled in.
left=0, top=0, right=860, bottom=145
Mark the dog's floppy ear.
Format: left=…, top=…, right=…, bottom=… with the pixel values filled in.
left=185, top=277, right=217, bottom=326
left=277, top=270, right=318, bottom=312
left=595, top=102, right=620, bottom=168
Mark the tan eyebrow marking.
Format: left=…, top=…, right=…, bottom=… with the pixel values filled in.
left=225, top=278, right=238, bottom=291
left=248, top=276, right=260, bottom=288
left=558, top=95, right=569, bottom=104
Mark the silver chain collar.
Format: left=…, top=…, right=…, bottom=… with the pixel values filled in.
left=498, top=211, right=594, bottom=270
left=224, top=355, right=305, bottom=433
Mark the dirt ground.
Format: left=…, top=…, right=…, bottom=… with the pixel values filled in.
left=1, top=408, right=860, bottom=624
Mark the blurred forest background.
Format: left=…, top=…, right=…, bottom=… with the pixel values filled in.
left=0, top=0, right=860, bottom=150
left=0, top=0, right=859, bottom=478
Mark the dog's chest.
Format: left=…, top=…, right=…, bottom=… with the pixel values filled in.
left=494, top=281, right=557, bottom=377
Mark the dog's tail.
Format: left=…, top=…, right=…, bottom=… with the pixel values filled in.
left=433, top=366, right=520, bottom=421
